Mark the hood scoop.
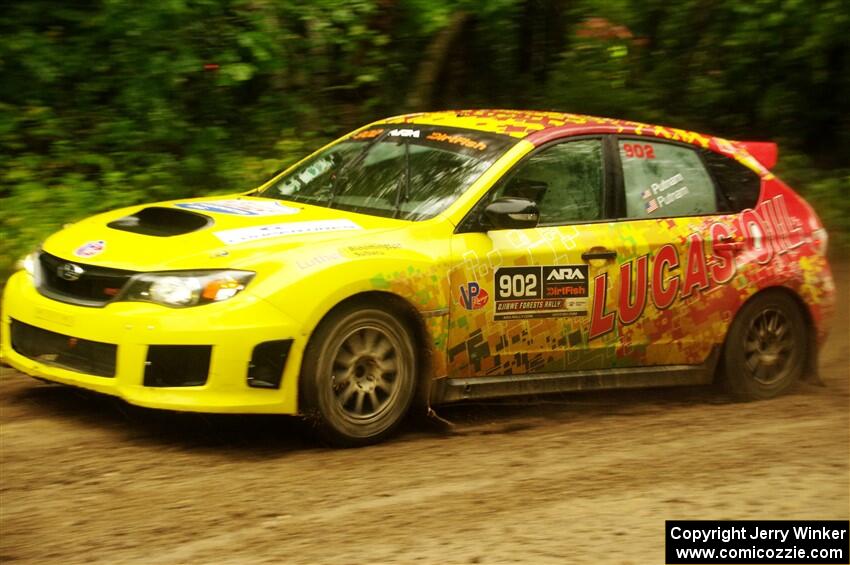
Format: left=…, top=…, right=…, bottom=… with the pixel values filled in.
left=107, top=206, right=212, bottom=237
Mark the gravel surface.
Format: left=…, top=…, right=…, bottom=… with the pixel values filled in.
left=1, top=261, right=847, bottom=564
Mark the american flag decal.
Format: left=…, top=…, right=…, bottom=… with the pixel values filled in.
left=645, top=199, right=659, bottom=214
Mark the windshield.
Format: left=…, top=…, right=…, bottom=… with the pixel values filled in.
left=257, top=126, right=515, bottom=220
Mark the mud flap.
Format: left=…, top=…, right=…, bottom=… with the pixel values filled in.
left=426, top=406, right=455, bottom=429
left=423, top=375, right=455, bottom=430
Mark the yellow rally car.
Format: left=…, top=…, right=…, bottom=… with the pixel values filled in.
left=1, top=110, right=835, bottom=446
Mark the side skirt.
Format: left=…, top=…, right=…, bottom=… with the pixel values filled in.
left=432, top=347, right=720, bottom=404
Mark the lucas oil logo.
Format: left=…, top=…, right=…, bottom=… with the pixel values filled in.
left=459, top=282, right=489, bottom=310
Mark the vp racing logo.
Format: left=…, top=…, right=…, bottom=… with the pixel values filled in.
left=459, top=282, right=489, bottom=310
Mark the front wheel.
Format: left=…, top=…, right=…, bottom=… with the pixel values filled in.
left=722, top=291, right=808, bottom=400
left=300, top=303, right=417, bottom=447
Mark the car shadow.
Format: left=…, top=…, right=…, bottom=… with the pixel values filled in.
left=5, top=379, right=317, bottom=454
left=5, top=373, right=824, bottom=452
left=414, top=384, right=729, bottom=435
left=418, top=376, right=831, bottom=439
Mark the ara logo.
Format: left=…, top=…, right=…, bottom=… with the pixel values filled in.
left=459, top=282, right=489, bottom=310
left=546, top=267, right=586, bottom=281
left=387, top=128, right=420, bottom=138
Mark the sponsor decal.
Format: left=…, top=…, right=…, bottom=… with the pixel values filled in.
left=642, top=173, right=689, bottom=215
left=494, top=265, right=589, bottom=320
left=343, top=243, right=403, bottom=257
left=651, top=172, right=684, bottom=195
left=214, top=219, right=362, bottom=245
left=278, top=157, right=336, bottom=195
left=459, top=282, right=489, bottom=310
left=351, top=128, right=384, bottom=140
left=74, top=240, right=106, bottom=258
left=658, top=186, right=690, bottom=207
left=589, top=194, right=805, bottom=340
left=296, top=252, right=344, bottom=270
left=387, top=128, right=420, bottom=138
left=426, top=131, right=488, bottom=151
left=175, top=199, right=300, bottom=217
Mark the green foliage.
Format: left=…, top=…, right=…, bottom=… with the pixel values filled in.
left=1, top=0, right=848, bottom=279
left=774, top=152, right=850, bottom=249
left=0, top=0, right=398, bottom=275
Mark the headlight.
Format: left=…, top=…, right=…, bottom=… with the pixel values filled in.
left=123, top=270, right=255, bottom=307
left=15, top=251, right=39, bottom=278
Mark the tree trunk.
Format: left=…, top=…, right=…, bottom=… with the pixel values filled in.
left=405, top=11, right=471, bottom=111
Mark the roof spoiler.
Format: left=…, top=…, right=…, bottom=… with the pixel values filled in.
left=738, top=141, right=778, bottom=170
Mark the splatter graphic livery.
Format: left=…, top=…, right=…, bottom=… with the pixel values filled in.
left=1, top=109, right=835, bottom=444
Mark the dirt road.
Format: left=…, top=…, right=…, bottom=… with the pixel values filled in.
left=1, top=262, right=847, bottom=565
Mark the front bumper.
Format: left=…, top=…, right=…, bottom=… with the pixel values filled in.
left=1, top=271, right=305, bottom=415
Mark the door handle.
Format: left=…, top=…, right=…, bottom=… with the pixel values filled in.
left=581, top=248, right=617, bottom=262
left=714, top=237, right=744, bottom=254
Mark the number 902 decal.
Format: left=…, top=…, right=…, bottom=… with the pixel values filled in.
left=622, top=143, right=656, bottom=159
left=497, top=268, right=540, bottom=299
left=494, top=265, right=589, bottom=320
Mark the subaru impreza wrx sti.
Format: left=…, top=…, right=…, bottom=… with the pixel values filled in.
left=1, top=110, right=835, bottom=445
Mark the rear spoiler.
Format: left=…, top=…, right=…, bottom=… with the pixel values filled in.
left=738, top=141, right=778, bottom=170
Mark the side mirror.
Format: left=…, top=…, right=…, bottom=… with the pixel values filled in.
left=483, top=197, right=539, bottom=230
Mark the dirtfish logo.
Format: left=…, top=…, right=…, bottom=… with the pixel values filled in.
left=459, top=282, right=489, bottom=310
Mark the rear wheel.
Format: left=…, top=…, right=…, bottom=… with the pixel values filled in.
left=300, top=303, right=417, bottom=447
left=722, top=291, right=808, bottom=400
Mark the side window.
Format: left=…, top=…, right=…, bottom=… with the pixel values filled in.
left=620, top=140, right=717, bottom=219
left=700, top=150, right=762, bottom=212
left=493, top=139, right=604, bottom=225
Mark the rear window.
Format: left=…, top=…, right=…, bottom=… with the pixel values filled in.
left=620, top=140, right=718, bottom=219
left=701, top=150, right=762, bottom=212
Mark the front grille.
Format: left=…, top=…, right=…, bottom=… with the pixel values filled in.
left=37, top=251, right=135, bottom=306
left=10, top=319, right=117, bottom=377
left=144, top=345, right=211, bottom=387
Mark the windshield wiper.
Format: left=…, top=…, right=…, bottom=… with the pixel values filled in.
left=329, top=130, right=397, bottom=209
left=327, top=155, right=344, bottom=209
left=393, top=141, right=411, bottom=219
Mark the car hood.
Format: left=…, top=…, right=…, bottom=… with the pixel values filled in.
left=41, top=195, right=411, bottom=271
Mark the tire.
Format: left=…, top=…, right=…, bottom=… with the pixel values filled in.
left=300, top=303, right=417, bottom=447
left=722, top=290, right=808, bottom=401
